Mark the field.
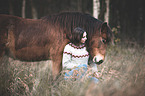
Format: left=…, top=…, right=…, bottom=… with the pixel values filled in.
left=0, top=42, right=145, bottom=96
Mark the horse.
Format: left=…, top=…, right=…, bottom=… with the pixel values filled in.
left=0, top=12, right=113, bottom=79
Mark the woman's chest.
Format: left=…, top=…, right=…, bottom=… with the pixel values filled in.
left=71, top=47, right=89, bottom=58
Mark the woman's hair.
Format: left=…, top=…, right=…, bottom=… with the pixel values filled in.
left=70, top=27, right=85, bottom=45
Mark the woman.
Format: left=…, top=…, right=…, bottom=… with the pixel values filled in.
left=62, top=27, right=98, bottom=83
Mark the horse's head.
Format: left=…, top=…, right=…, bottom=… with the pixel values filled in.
left=86, top=22, right=113, bottom=65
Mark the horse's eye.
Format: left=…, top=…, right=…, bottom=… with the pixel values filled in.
left=102, top=38, right=106, bottom=44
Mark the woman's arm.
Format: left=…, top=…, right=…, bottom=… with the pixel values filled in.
left=62, top=53, right=75, bottom=69
left=62, top=44, right=77, bottom=69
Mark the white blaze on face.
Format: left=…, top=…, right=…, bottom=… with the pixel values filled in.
left=81, top=32, right=87, bottom=44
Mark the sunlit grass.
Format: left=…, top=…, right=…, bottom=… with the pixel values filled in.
left=0, top=42, right=144, bottom=96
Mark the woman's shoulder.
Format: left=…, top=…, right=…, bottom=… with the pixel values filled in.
left=64, top=43, right=72, bottom=48
left=63, top=43, right=73, bottom=52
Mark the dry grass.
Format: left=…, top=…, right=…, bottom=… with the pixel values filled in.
left=0, top=42, right=145, bottom=96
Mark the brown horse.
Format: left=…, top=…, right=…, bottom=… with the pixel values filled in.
left=0, top=12, right=113, bottom=79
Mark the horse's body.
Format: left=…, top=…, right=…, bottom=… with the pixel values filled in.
left=0, top=12, right=113, bottom=79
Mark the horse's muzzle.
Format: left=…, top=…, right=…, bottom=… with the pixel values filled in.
left=93, top=54, right=104, bottom=64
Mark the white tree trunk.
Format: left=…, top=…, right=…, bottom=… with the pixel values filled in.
left=104, top=0, right=109, bottom=23
left=22, top=0, right=26, bottom=18
left=93, top=0, right=100, bottom=19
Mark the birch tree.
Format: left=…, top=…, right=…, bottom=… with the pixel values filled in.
left=104, top=0, right=109, bottom=23
left=93, top=0, right=100, bottom=19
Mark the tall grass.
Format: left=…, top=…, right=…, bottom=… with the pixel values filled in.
left=0, top=42, right=144, bottom=96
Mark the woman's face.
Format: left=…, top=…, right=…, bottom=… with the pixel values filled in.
left=81, top=32, right=87, bottom=44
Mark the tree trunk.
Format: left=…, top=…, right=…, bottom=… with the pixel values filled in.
left=93, top=0, right=100, bottom=18
left=98, top=0, right=106, bottom=21
left=30, top=0, right=38, bottom=19
left=22, top=0, right=26, bottom=18
left=104, top=0, right=109, bottom=23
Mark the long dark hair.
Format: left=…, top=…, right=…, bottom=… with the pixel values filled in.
left=70, top=27, right=85, bottom=46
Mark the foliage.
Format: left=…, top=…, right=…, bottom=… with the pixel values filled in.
left=0, top=43, right=145, bottom=96
left=112, top=26, right=121, bottom=43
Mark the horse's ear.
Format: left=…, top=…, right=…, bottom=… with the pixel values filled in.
left=100, top=22, right=108, bottom=39
left=101, top=22, right=108, bottom=34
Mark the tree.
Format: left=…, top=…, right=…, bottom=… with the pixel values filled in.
left=30, top=0, right=38, bottom=19
left=93, top=0, right=109, bottom=23
left=104, top=0, right=109, bottom=23
left=22, top=0, right=26, bottom=18
left=93, top=0, right=100, bottom=18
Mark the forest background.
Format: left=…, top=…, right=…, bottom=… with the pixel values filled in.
left=0, top=0, right=145, bottom=96
left=0, top=0, right=145, bottom=46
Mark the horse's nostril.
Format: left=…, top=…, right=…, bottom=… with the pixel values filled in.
left=96, top=60, right=103, bottom=65
left=99, top=60, right=103, bottom=64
